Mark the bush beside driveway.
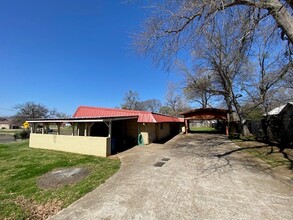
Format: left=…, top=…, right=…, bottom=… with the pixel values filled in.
left=51, top=133, right=293, bottom=220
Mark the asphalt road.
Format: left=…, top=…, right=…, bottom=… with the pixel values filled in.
left=50, top=133, right=293, bottom=220
left=0, top=135, right=14, bottom=143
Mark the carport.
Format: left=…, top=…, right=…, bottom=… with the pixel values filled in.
left=180, top=108, right=229, bottom=135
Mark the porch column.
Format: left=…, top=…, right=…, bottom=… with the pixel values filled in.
left=84, top=123, right=87, bottom=136
left=104, top=121, right=112, bottom=137
left=88, top=123, right=94, bottom=136
left=42, top=123, right=45, bottom=134
left=56, top=123, right=61, bottom=135
left=71, top=123, right=75, bottom=136
left=45, top=123, right=50, bottom=134
left=108, top=121, right=112, bottom=137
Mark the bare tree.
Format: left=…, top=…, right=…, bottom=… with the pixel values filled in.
left=177, top=62, right=216, bottom=108
left=282, top=67, right=293, bottom=89
left=134, top=0, right=293, bottom=135
left=159, top=105, right=173, bottom=115
left=242, top=24, right=293, bottom=115
left=135, top=0, right=293, bottom=66
left=165, top=83, right=190, bottom=116
left=12, top=102, right=65, bottom=125
left=121, top=90, right=141, bottom=110
left=140, top=99, right=162, bottom=112
left=239, top=24, right=293, bottom=140
left=183, top=13, right=253, bottom=135
left=133, top=3, right=254, bottom=135
left=121, top=91, right=162, bottom=112
left=184, top=77, right=213, bottom=108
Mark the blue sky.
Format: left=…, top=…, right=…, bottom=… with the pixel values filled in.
left=0, top=0, right=181, bottom=116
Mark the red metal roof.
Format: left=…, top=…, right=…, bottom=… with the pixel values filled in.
left=73, top=106, right=183, bottom=123
left=180, top=108, right=228, bottom=120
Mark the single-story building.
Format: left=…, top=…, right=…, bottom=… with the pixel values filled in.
left=180, top=108, right=229, bottom=135
left=28, top=106, right=184, bottom=157
left=0, top=118, right=18, bottom=129
left=264, top=102, right=293, bottom=147
left=266, top=102, right=293, bottom=116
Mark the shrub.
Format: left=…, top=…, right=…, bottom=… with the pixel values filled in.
left=14, top=129, right=30, bottom=140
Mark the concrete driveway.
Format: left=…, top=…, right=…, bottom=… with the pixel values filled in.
left=50, top=133, right=293, bottom=220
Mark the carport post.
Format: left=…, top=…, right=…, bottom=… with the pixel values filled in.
left=108, top=121, right=112, bottom=138
left=184, top=119, right=189, bottom=134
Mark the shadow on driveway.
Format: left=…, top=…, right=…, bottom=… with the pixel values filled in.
left=50, top=133, right=293, bottom=220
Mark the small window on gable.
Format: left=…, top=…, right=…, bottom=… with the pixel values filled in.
left=160, top=123, right=163, bottom=130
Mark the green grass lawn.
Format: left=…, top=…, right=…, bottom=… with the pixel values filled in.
left=233, top=140, right=293, bottom=174
left=0, top=141, right=120, bottom=219
left=0, top=129, right=22, bottom=135
left=190, top=127, right=216, bottom=132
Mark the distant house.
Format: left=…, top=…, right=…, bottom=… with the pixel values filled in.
left=265, top=102, right=293, bottom=147
left=0, top=118, right=16, bottom=129
left=266, top=102, right=293, bottom=116
left=27, top=106, right=184, bottom=157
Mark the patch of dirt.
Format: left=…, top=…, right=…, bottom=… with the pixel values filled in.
left=38, top=167, right=90, bottom=189
left=15, top=196, right=62, bottom=220
left=108, top=155, right=120, bottom=160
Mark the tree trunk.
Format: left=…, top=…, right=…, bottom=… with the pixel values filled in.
left=269, top=0, right=293, bottom=44
left=241, top=120, right=251, bottom=136
left=262, top=101, right=271, bottom=143
left=232, top=94, right=252, bottom=136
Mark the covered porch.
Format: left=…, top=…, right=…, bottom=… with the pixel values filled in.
left=27, top=116, right=138, bottom=157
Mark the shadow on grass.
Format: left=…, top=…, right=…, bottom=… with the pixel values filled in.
left=189, top=130, right=224, bottom=134
left=215, top=145, right=266, bottom=158
left=280, top=150, right=293, bottom=170
left=216, top=141, right=293, bottom=171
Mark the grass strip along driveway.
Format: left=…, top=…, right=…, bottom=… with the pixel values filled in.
left=232, top=139, right=293, bottom=179
left=0, top=141, right=120, bottom=219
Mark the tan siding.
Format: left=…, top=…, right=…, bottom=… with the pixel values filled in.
left=147, top=124, right=157, bottom=143
left=157, top=123, right=171, bottom=140
left=125, top=119, right=138, bottom=139
left=29, top=133, right=110, bottom=157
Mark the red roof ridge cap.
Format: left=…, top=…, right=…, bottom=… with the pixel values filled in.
left=74, top=106, right=152, bottom=114
left=151, top=112, right=183, bottom=118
